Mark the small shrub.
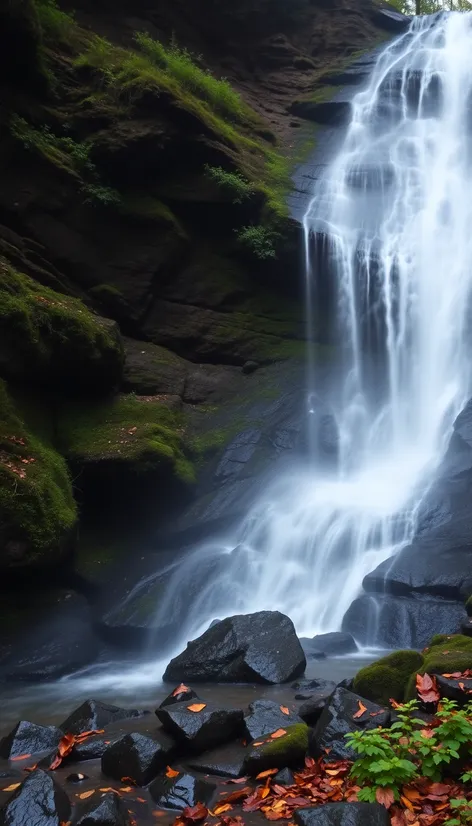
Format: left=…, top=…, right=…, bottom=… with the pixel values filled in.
left=205, top=164, right=254, bottom=203
left=81, top=183, right=121, bottom=207
left=447, top=798, right=472, bottom=826
left=33, top=0, right=77, bottom=44
left=237, top=225, right=278, bottom=259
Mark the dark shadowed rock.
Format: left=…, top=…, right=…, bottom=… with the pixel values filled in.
left=298, top=695, right=331, bottom=726
left=310, top=633, right=357, bottom=656
left=461, top=618, right=472, bottom=637
left=159, top=686, right=200, bottom=709
left=294, top=802, right=390, bottom=826
left=68, top=734, right=120, bottom=763
left=436, top=675, right=472, bottom=706
left=185, top=743, right=247, bottom=778
left=299, top=639, right=326, bottom=660
left=149, top=772, right=216, bottom=810
left=164, top=611, right=306, bottom=684
left=101, top=732, right=176, bottom=786
left=243, top=700, right=302, bottom=741
left=156, top=703, right=243, bottom=753
left=370, top=7, right=410, bottom=33
left=0, top=769, right=71, bottom=826
left=243, top=723, right=309, bottom=775
left=0, top=721, right=62, bottom=759
left=310, top=688, right=390, bottom=761
left=74, top=792, right=130, bottom=826
left=60, top=700, right=142, bottom=735
left=291, top=678, right=336, bottom=694
left=274, top=768, right=295, bottom=786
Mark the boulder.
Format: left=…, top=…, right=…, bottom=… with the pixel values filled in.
left=67, top=734, right=120, bottom=763
left=149, top=772, right=216, bottom=810
left=363, top=548, right=472, bottom=602
left=156, top=703, right=243, bottom=753
left=294, top=802, right=390, bottom=826
left=435, top=674, right=472, bottom=705
left=0, top=721, right=62, bottom=759
left=158, top=686, right=200, bottom=709
left=353, top=650, right=425, bottom=706
left=243, top=723, right=309, bottom=775
left=291, top=678, right=336, bottom=694
left=461, top=618, right=472, bottom=637
left=74, top=792, right=131, bottom=826
left=309, top=633, right=357, bottom=657
left=101, top=732, right=176, bottom=786
left=370, top=7, right=410, bottom=33
left=298, top=695, right=331, bottom=726
left=243, top=700, right=302, bottom=742
left=274, top=768, right=295, bottom=786
left=60, top=700, right=142, bottom=736
left=0, top=769, right=70, bottom=826
left=310, top=688, right=390, bottom=761
left=163, top=611, right=306, bottom=684
left=185, top=743, right=247, bottom=779
left=299, top=640, right=326, bottom=660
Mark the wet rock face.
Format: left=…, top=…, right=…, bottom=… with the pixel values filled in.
left=0, top=721, right=62, bottom=760
left=294, top=802, right=391, bottom=826
left=243, top=699, right=302, bottom=742
left=74, top=791, right=131, bottom=826
left=60, top=700, right=142, bottom=736
left=185, top=743, right=247, bottom=779
left=101, top=732, right=176, bottom=786
left=0, top=769, right=71, bottom=826
left=164, top=611, right=306, bottom=684
left=310, top=633, right=357, bottom=656
left=156, top=704, right=244, bottom=753
left=309, top=688, right=390, bottom=761
left=159, top=686, right=200, bottom=709
left=149, top=772, right=216, bottom=810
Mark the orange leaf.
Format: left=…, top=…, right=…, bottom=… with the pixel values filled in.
left=375, top=788, right=394, bottom=808
left=459, top=681, right=466, bottom=691
left=353, top=701, right=367, bottom=719
left=256, top=769, right=278, bottom=779
left=99, top=788, right=119, bottom=793
left=2, top=783, right=21, bottom=792
left=280, top=706, right=290, bottom=716
left=137, top=797, right=146, bottom=804
left=213, top=804, right=233, bottom=815
left=403, top=787, right=422, bottom=802
left=187, top=703, right=206, bottom=713
left=181, top=803, right=208, bottom=822
left=10, top=754, right=32, bottom=762
left=401, top=795, right=415, bottom=812
left=78, top=790, right=95, bottom=800
left=119, top=787, right=134, bottom=793
left=270, top=729, right=286, bottom=739
left=24, top=764, right=38, bottom=773
left=172, top=683, right=191, bottom=697
left=121, top=777, right=137, bottom=785
left=416, top=673, right=440, bottom=704
left=261, top=788, right=270, bottom=799
left=253, top=741, right=264, bottom=747
left=166, top=766, right=180, bottom=778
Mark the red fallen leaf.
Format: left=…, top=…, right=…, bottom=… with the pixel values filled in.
left=390, top=699, right=402, bottom=709
left=304, top=757, right=316, bottom=769
left=136, top=797, right=146, bottom=803
left=370, top=710, right=384, bottom=717
left=256, top=769, right=278, bottom=779
left=166, top=766, right=180, bottom=778
left=261, top=787, right=271, bottom=799
left=426, top=782, right=451, bottom=795
left=10, top=754, right=32, bottom=761
left=442, top=672, right=463, bottom=678
left=270, top=729, right=286, bottom=739
left=280, top=706, right=290, bottom=716
left=416, top=673, right=440, bottom=704
left=121, top=777, right=137, bottom=786
left=74, top=730, right=104, bottom=743
left=24, top=764, right=38, bottom=773
left=403, top=787, right=422, bottom=802
left=253, top=741, right=264, bottom=747
left=224, top=777, right=249, bottom=784
left=119, top=787, right=134, bottom=793
left=401, top=795, right=416, bottom=812
left=391, top=814, right=406, bottom=826
left=459, top=681, right=466, bottom=691
left=172, top=683, right=191, bottom=697
left=353, top=700, right=367, bottom=719
left=265, top=811, right=286, bottom=821
left=187, top=704, right=206, bottom=713
left=218, top=788, right=251, bottom=804
left=182, top=803, right=208, bottom=822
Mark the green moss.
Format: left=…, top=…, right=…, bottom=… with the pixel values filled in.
left=244, top=724, right=309, bottom=775
left=119, top=194, right=186, bottom=236
left=354, top=650, right=425, bottom=706
left=427, top=635, right=472, bottom=653
left=0, top=258, right=124, bottom=391
left=57, top=393, right=195, bottom=484
left=405, top=635, right=472, bottom=699
left=0, top=379, right=77, bottom=570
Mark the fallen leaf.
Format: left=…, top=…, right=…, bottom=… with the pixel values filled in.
left=402, top=787, right=422, bottom=803
left=416, top=673, right=440, bottom=704
left=166, top=766, right=180, bottom=778
left=2, top=783, right=21, bottom=792
left=119, top=787, right=134, bottom=793
left=187, top=703, right=206, bottom=713
left=280, top=706, right=290, bottom=716
left=353, top=700, right=367, bottom=719
left=181, top=803, right=208, bottom=822
left=78, top=790, right=95, bottom=800
left=214, top=804, right=233, bottom=815
left=137, top=797, right=146, bottom=803
left=270, top=729, right=286, bottom=739
left=99, top=788, right=118, bottom=793
left=152, top=812, right=166, bottom=818
left=24, top=764, right=38, bottom=773
left=10, top=754, right=32, bottom=762
left=401, top=795, right=416, bottom=812
left=218, top=788, right=251, bottom=804
left=256, top=769, right=279, bottom=779
left=459, top=681, right=466, bottom=691
left=121, top=778, right=137, bottom=786
left=261, top=787, right=270, bottom=799
left=172, top=683, right=191, bottom=697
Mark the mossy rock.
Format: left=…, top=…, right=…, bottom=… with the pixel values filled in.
left=405, top=635, right=472, bottom=699
left=0, top=379, right=77, bottom=573
left=353, top=650, right=424, bottom=706
left=243, top=723, right=309, bottom=775
left=0, top=259, right=124, bottom=393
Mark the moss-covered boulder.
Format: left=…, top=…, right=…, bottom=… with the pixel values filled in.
left=405, top=635, right=472, bottom=699
left=353, top=650, right=424, bottom=706
left=243, top=723, right=309, bottom=775
left=57, top=394, right=195, bottom=516
left=0, top=259, right=124, bottom=393
left=0, top=380, right=77, bottom=573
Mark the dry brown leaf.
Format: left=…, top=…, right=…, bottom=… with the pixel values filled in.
left=280, top=706, right=290, bottom=716
left=119, top=786, right=134, bottom=793
left=2, top=783, right=21, bottom=792
left=187, top=703, right=206, bottom=713
left=353, top=700, right=367, bottom=719
left=172, top=683, right=191, bottom=697
left=77, top=790, right=95, bottom=800
left=270, top=729, right=286, bottom=739
left=375, top=787, right=394, bottom=808
left=256, top=769, right=278, bottom=779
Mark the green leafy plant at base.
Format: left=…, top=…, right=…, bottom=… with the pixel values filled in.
left=237, top=225, right=278, bottom=259
left=205, top=165, right=254, bottom=203
left=447, top=799, right=472, bottom=826
left=413, top=699, right=472, bottom=780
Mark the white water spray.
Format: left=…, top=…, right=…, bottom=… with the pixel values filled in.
left=110, top=14, right=472, bottom=674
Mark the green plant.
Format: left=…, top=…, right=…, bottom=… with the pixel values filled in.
left=413, top=699, right=472, bottom=780
left=33, top=0, right=78, bottom=45
left=446, top=798, right=472, bottom=826
left=205, top=165, right=254, bottom=203
left=81, top=183, right=121, bottom=206
left=237, top=225, right=278, bottom=259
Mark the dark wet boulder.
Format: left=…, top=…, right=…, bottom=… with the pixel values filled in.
left=353, top=650, right=424, bottom=706
left=164, top=611, right=306, bottom=684
left=243, top=700, right=302, bottom=742
left=310, top=633, right=357, bottom=656
left=274, top=768, right=295, bottom=786
left=294, top=802, right=390, bottom=826
left=60, top=700, right=142, bottom=735
left=243, top=723, right=309, bottom=775
left=156, top=703, right=243, bottom=753
left=298, top=695, right=331, bottom=726
left=370, top=6, right=410, bottom=33
left=149, top=772, right=216, bottom=810
left=299, top=639, right=325, bottom=660
left=435, top=674, right=472, bottom=705
left=158, top=685, right=200, bottom=709
left=101, top=732, right=176, bottom=786
left=291, top=678, right=336, bottom=694
left=461, top=617, right=472, bottom=637
left=0, top=769, right=71, bottom=826
left=0, top=721, right=62, bottom=759
left=74, top=792, right=130, bottom=826
left=310, top=688, right=390, bottom=761
left=185, top=743, right=247, bottom=779
left=68, top=734, right=120, bottom=763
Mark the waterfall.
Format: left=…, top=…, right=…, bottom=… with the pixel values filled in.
left=123, top=12, right=472, bottom=661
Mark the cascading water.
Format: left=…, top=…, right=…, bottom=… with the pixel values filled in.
left=76, top=13, right=472, bottom=692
